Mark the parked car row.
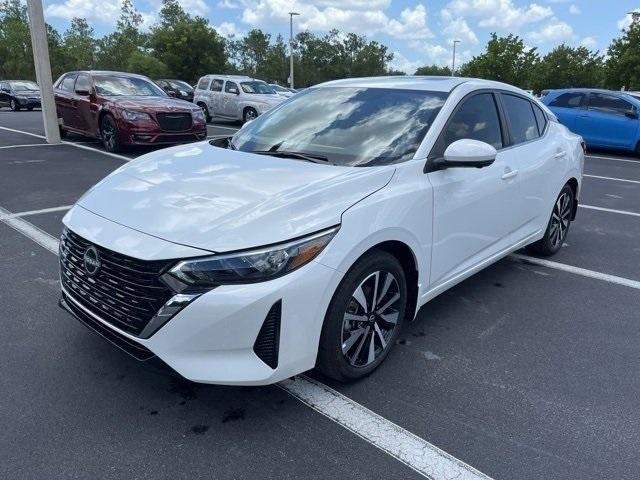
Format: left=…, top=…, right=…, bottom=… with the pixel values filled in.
left=0, top=80, right=41, bottom=111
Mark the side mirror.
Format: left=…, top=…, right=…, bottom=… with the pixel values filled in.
left=167, top=90, right=176, bottom=97
left=75, top=89, right=91, bottom=96
left=625, top=110, right=639, bottom=119
left=439, top=139, right=497, bottom=169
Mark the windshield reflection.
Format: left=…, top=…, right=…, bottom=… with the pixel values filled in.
left=232, top=87, right=448, bottom=166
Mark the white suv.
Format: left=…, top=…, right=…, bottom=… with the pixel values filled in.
left=193, top=75, right=285, bottom=123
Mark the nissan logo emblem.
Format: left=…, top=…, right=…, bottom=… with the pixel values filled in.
left=83, top=246, right=101, bottom=276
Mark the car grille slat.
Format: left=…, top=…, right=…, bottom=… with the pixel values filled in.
left=60, top=228, right=175, bottom=336
left=156, top=112, right=193, bottom=132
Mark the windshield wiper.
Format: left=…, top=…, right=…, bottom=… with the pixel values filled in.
left=249, top=150, right=331, bottom=164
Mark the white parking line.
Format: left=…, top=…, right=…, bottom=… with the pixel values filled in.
left=0, top=205, right=72, bottom=220
left=586, top=155, right=639, bottom=164
left=281, top=375, right=493, bottom=480
left=579, top=204, right=640, bottom=218
left=584, top=174, right=640, bottom=185
left=0, top=125, right=130, bottom=162
left=511, top=254, right=640, bottom=290
left=1, top=204, right=494, bottom=480
left=0, top=143, right=62, bottom=150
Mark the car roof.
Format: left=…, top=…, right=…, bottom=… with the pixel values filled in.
left=63, top=70, right=151, bottom=79
left=546, top=88, right=628, bottom=95
left=314, top=76, right=526, bottom=94
left=200, top=74, right=255, bottom=80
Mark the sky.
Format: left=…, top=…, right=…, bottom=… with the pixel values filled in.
left=41, top=0, right=640, bottom=73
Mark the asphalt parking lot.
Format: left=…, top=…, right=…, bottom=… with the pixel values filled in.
left=1, top=110, right=640, bottom=480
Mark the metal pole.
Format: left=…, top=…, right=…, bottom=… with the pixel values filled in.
left=26, top=0, right=60, bottom=144
left=451, top=40, right=460, bottom=77
left=289, top=12, right=299, bottom=89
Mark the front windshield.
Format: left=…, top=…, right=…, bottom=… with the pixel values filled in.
left=271, top=85, right=288, bottom=93
left=94, top=75, right=166, bottom=97
left=168, top=80, right=193, bottom=91
left=241, top=81, right=276, bottom=94
left=10, top=81, right=39, bottom=91
left=232, top=87, right=448, bottom=167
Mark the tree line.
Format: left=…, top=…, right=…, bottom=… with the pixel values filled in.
left=0, top=0, right=390, bottom=86
left=1, top=0, right=639, bottom=91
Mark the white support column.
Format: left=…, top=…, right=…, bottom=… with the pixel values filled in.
left=26, top=0, right=60, bottom=144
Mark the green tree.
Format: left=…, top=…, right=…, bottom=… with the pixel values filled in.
left=149, top=0, right=226, bottom=83
left=532, top=44, right=604, bottom=92
left=605, top=22, right=640, bottom=90
left=127, top=50, right=169, bottom=78
left=0, top=0, right=33, bottom=79
left=62, top=18, right=96, bottom=70
left=460, top=33, right=539, bottom=89
left=95, top=0, right=145, bottom=72
left=414, top=64, right=451, bottom=76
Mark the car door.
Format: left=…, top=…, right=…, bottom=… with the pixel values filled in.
left=208, top=78, right=224, bottom=115
left=221, top=81, right=240, bottom=118
left=575, top=92, right=639, bottom=149
left=499, top=92, right=558, bottom=241
left=545, top=91, right=586, bottom=133
left=55, top=73, right=78, bottom=130
left=426, top=91, right=520, bottom=286
left=0, top=82, right=9, bottom=106
left=73, top=73, right=97, bottom=135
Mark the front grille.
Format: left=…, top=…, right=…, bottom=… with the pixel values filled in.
left=59, top=228, right=174, bottom=337
left=253, top=300, right=282, bottom=369
left=156, top=112, right=192, bottom=131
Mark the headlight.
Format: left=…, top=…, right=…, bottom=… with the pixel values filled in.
left=122, top=110, right=151, bottom=122
left=192, top=109, right=205, bottom=122
left=162, top=226, right=339, bottom=292
left=16, top=95, right=27, bottom=102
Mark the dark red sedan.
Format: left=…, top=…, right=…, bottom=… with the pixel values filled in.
left=54, top=71, right=207, bottom=152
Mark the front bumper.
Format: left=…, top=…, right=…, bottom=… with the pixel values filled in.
left=16, top=97, right=41, bottom=108
left=59, top=255, right=338, bottom=385
left=116, top=117, right=207, bottom=146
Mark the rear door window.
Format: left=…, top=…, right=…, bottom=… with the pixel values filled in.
left=501, top=94, right=540, bottom=144
left=60, top=74, right=77, bottom=92
left=210, top=79, right=223, bottom=92
left=532, top=103, right=548, bottom=135
left=549, top=92, right=585, bottom=108
left=225, top=81, right=238, bottom=93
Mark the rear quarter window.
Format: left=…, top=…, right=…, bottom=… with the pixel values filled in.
left=196, top=77, right=210, bottom=90
left=549, top=92, right=585, bottom=108
left=501, top=94, right=540, bottom=144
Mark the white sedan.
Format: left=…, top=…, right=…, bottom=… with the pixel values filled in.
left=59, top=76, right=583, bottom=385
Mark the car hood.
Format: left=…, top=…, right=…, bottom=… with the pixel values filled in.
left=106, top=96, right=199, bottom=112
left=76, top=143, right=394, bottom=253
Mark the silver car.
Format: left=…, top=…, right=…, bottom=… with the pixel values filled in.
left=193, top=75, right=285, bottom=123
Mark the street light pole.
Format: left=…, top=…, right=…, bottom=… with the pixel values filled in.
left=289, top=12, right=300, bottom=89
left=26, top=0, right=60, bottom=143
left=451, top=40, right=461, bottom=77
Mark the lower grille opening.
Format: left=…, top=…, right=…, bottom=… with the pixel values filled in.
left=253, top=300, right=281, bottom=369
left=60, top=292, right=155, bottom=361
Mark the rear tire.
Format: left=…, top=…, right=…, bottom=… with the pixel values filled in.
left=27, top=107, right=33, bottom=111
left=59, top=126, right=67, bottom=139
left=10, top=99, right=20, bottom=111
left=316, top=250, right=407, bottom=382
left=635, top=141, right=640, bottom=158
left=100, top=114, right=123, bottom=153
left=526, top=184, right=574, bottom=256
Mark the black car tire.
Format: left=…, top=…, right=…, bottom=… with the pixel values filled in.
left=59, top=125, right=67, bottom=139
left=27, top=107, right=33, bottom=111
left=636, top=141, right=640, bottom=158
left=198, top=103, right=211, bottom=123
left=243, top=107, right=258, bottom=124
left=10, top=99, right=20, bottom=111
left=316, top=250, right=407, bottom=382
left=100, top=114, right=123, bottom=153
left=526, top=183, right=574, bottom=257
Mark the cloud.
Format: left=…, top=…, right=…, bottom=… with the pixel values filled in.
left=45, top=0, right=123, bottom=24
left=528, top=18, right=574, bottom=44
left=387, top=5, right=433, bottom=40
left=569, top=4, right=580, bottom=15
left=444, top=0, right=552, bottom=30
left=579, top=36, right=597, bottom=50
left=618, top=9, right=640, bottom=30
left=217, top=0, right=240, bottom=8
left=440, top=9, right=478, bottom=45
left=388, top=51, right=423, bottom=74
left=215, top=21, right=244, bottom=38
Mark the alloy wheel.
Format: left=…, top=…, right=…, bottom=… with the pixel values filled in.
left=102, top=118, right=116, bottom=151
left=245, top=109, right=257, bottom=122
left=341, top=270, right=401, bottom=367
left=549, top=191, right=571, bottom=248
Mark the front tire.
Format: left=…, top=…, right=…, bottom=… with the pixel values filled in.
left=243, top=107, right=258, bottom=124
left=317, top=250, right=407, bottom=382
left=100, top=114, right=123, bottom=153
left=527, top=184, right=574, bottom=256
left=198, top=102, right=211, bottom=122
left=10, top=99, right=20, bottom=111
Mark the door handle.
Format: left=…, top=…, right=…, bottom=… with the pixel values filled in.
left=501, top=168, right=518, bottom=180
left=554, top=151, right=567, bottom=159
